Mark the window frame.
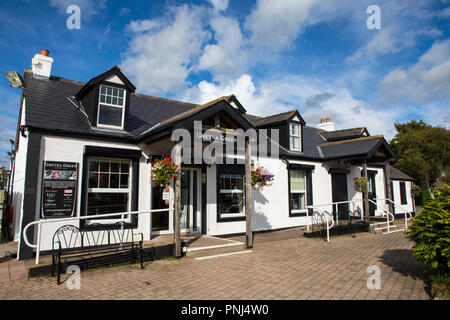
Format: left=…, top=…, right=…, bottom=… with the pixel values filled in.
left=85, top=157, right=132, bottom=225
left=80, top=146, right=141, bottom=231
left=216, top=165, right=246, bottom=222
left=289, top=122, right=302, bottom=151
left=399, top=181, right=407, bottom=205
left=96, top=84, right=126, bottom=130
left=289, top=169, right=307, bottom=215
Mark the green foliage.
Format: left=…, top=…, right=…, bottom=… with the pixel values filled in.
left=390, top=120, right=450, bottom=190
left=407, top=186, right=450, bottom=273
left=419, top=190, right=432, bottom=207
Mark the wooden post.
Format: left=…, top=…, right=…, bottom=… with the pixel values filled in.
left=245, top=137, right=253, bottom=248
left=173, top=145, right=182, bottom=257
left=384, top=160, right=394, bottom=213
left=363, top=159, right=370, bottom=223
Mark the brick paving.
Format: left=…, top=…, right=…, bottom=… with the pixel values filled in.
left=0, top=229, right=430, bottom=300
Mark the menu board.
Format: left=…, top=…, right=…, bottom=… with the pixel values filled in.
left=41, top=161, right=78, bottom=218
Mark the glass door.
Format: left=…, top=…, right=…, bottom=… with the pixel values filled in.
left=180, top=170, right=190, bottom=230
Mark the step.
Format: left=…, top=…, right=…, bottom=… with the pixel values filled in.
left=373, top=224, right=398, bottom=231
left=186, top=243, right=249, bottom=259
left=382, top=228, right=406, bottom=234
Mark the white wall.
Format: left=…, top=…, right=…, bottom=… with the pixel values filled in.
left=391, top=180, right=414, bottom=215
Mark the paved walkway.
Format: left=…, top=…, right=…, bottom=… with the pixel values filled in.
left=0, top=229, right=430, bottom=300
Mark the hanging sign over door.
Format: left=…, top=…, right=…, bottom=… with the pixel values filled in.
left=41, top=161, right=78, bottom=218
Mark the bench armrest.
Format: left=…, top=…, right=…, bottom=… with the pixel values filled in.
left=133, top=232, right=144, bottom=244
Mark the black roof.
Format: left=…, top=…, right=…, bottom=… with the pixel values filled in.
left=21, top=68, right=398, bottom=163
left=320, top=127, right=369, bottom=141
left=390, top=167, right=414, bottom=181
left=250, top=110, right=306, bottom=127
left=23, top=70, right=196, bottom=140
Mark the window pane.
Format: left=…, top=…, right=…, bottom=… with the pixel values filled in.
left=99, top=173, right=109, bottom=188
left=89, top=161, right=99, bottom=172
left=118, top=90, right=124, bottom=98
left=106, top=96, right=112, bottom=104
left=121, top=162, right=130, bottom=173
left=218, top=193, right=244, bottom=214
left=89, top=173, right=98, bottom=188
left=290, top=170, right=305, bottom=190
left=110, top=162, right=120, bottom=172
left=290, top=193, right=306, bottom=211
left=101, top=86, right=106, bottom=94
left=118, top=98, right=123, bottom=106
left=100, top=161, right=109, bottom=172
left=87, top=193, right=128, bottom=217
left=291, top=124, right=299, bottom=135
left=107, top=87, right=112, bottom=95
left=110, top=174, right=119, bottom=188
left=100, top=95, right=106, bottom=103
left=98, top=104, right=123, bottom=127
left=112, top=97, right=118, bottom=105
left=112, top=88, right=118, bottom=96
left=120, top=174, right=129, bottom=188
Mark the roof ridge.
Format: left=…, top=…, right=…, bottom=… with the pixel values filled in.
left=324, top=127, right=366, bottom=133
left=24, top=69, right=87, bottom=86
left=319, top=135, right=384, bottom=147
left=131, top=92, right=198, bottom=107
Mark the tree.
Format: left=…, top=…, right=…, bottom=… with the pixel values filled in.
left=407, top=186, right=450, bottom=273
left=390, top=120, right=450, bottom=194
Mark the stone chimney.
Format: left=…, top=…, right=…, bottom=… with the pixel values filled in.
left=31, top=49, right=53, bottom=79
left=317, top=117, right=335, bottom=132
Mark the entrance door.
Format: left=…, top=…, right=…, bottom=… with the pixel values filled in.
left=180, top=169, right=201, bottom=233
left=368, top=174, right=377, bottom=216
left=363, top=173, right=377, bottom=216
left=331, top=173, right=349, bottom=221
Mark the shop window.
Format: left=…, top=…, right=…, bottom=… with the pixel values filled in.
left=217, top=172, right=245, bottom=219
left=289, top=170, right=307, bottom=215
left=87, top=158, right=131, bottom=222
left=97, top=85, right=126, bottom=129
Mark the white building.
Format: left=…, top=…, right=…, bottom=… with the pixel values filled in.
left=9, top=51, right=415, bottom=259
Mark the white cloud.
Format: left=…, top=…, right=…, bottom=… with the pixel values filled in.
left=379, top=40, right=450, bottom=103
left=182, top=74, right=402, bottom=138
left=347, top=25, right=442, bottom=63
left=197, top=16, right=248, bottom=79
left=209, top=0, right=229, bottom=12
left=121, top=5, right=210, bottom=94
left=126, top=19, right=161, bottom=33
left=245, top=0, right=317, bottom=48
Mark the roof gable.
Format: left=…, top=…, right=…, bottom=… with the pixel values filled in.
left=74, top=66, right=136, bottom=99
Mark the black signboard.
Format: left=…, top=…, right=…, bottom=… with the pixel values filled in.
left=41, top=161, right=78, bottom=218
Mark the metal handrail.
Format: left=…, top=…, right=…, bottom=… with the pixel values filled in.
left=306, top=198, right=399, bottom=239
left=375, top=198, right=412, bottom=230
left=22, top=208, right=174, bottom=264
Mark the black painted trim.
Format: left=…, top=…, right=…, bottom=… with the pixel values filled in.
left=201, top=167, right=207, bottom=234
left=329, top=168, right=351, bottom=174
left=289, top=163, right=316, bottom=171
left=18, top=131, right=42, bottom=259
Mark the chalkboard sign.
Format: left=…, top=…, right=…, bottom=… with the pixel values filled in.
left=41, top=161, right=78, bottom=218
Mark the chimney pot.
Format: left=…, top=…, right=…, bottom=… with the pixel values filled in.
left=320, top=119, right=325, bottom=123
left=40, top=49, right=49, bottom=57
left=326, top=117, right=330, bottom=122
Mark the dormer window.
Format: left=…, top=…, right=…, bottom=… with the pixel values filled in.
left=97, top=85, right=126, bottom=129
left=289, top=122, right=301, bottom=151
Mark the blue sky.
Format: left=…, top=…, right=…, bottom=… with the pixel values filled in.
left=0, top=0, right=449, bottom=168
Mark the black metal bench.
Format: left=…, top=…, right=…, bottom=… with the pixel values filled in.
left=51, top=222, right=144, bottom=284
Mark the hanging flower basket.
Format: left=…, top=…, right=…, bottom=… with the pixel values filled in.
left=353, top=177, right=368, bottom=193
left=251, top=167, right=274, bottom=190
left=151, top=156, right=179, bottom=187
